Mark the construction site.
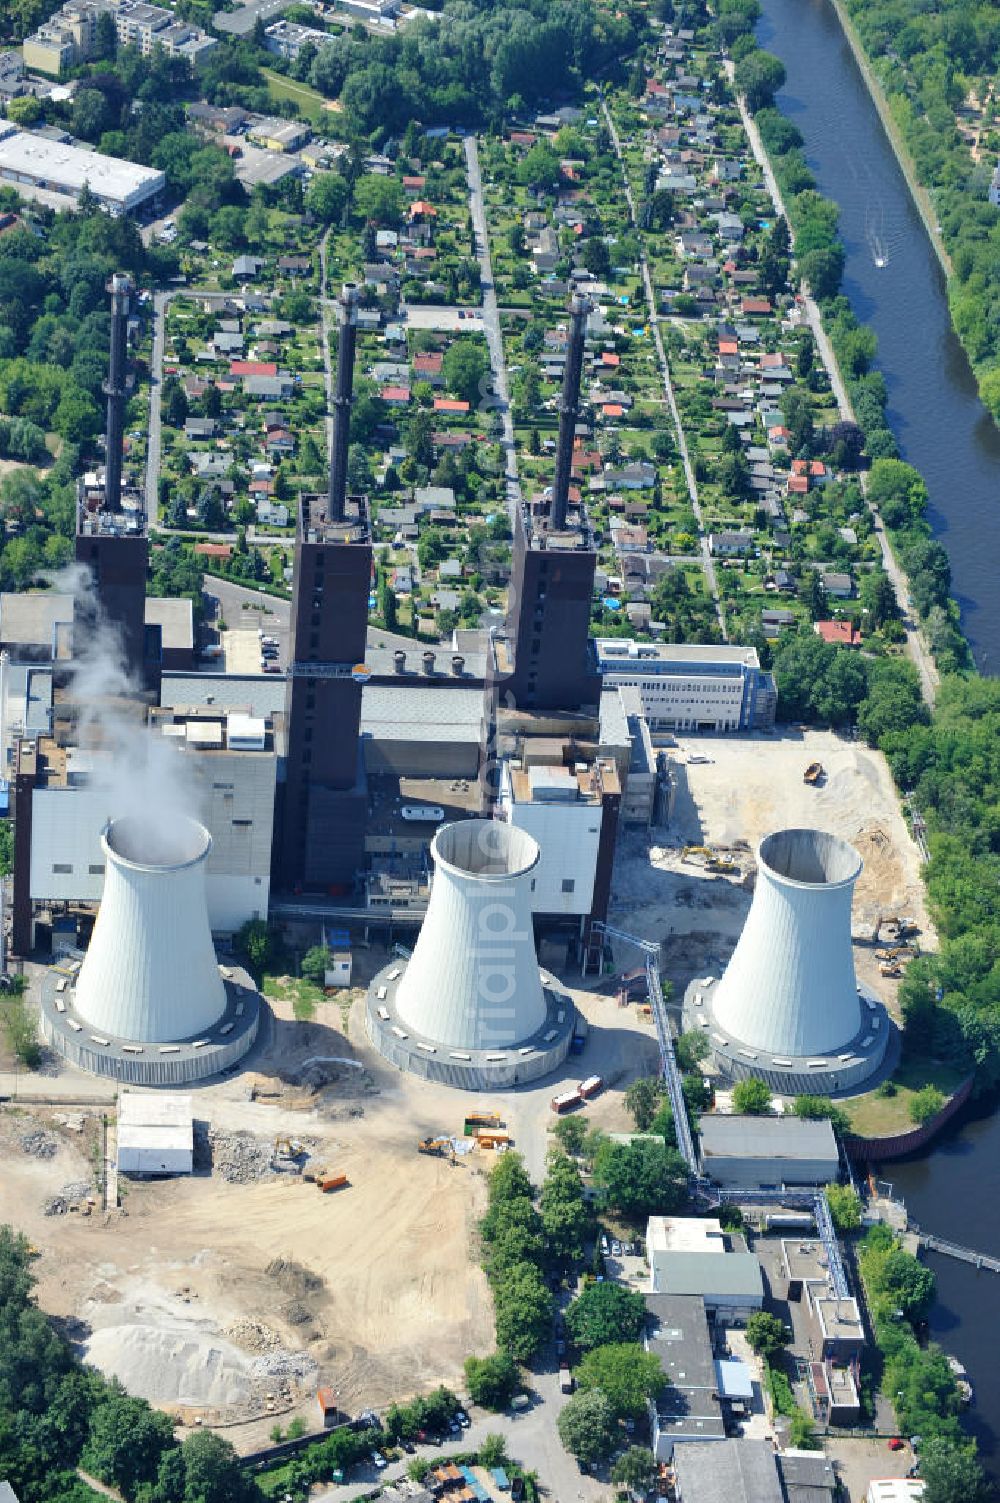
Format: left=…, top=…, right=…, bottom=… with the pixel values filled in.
left=0, top=723, right=934, bottom=1448
left=606, top=726, right=933, bottom=1018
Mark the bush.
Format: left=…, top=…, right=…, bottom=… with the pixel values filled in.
left=909, top=1085, right=946, bottom=1125
left=824, top=1183, right=862, bottom=1232
left=2, top=994, right=41, bottom=1070
left=464, top=1353, right=519, bottom=1411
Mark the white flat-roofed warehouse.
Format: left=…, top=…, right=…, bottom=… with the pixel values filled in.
left=117, top=1092, right=193, bottom=1175
left=0, top=128, right=165, bottom=215
left=698, top=1114, right=840, bottom=1189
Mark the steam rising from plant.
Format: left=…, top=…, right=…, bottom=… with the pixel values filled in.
left=59, top=563, right=201, bottom=843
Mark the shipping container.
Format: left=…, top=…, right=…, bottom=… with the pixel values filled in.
left=579, top=1075, right=604, bottom=1099
left=550, top=1090, right=582, bottom=1114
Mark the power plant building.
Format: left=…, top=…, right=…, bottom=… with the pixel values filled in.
left=698, top=1115, right=840, bottom=1188
left=367, top=819, right=575, bottom=1089
left=686, top=828, right=891, bottom=1093
left=595, top=640, right=776, bottom=733
left=41, top=816, right=259, bottom=1083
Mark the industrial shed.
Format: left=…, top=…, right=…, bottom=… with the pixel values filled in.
left=117, top=1092, right=193, bottom=1175
left=698, top=1114, right=839, bottom=1189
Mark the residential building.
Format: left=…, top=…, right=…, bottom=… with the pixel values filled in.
left=264, top=18, right=329, bottom=59
left=990, top=163, right=1000, bottom=208
left=776, top=1450, right=837, bottom=1503
left=595, top=640, right=777, bottom=733
left=23, top=0, right=216, bottom=74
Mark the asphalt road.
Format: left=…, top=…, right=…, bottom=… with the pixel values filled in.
left=464, top=135, right=523, bottom=524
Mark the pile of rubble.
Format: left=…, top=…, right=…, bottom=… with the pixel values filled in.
left=225, top=1317, right=281, bottom=1355
left=250, top=1349, right=318, bottom=1383
left=194, top=1125, right=275, bottom=1184
left=20, top=1130, right=57, bottom=1159
left=43, top=1180, right=92, bottom=1215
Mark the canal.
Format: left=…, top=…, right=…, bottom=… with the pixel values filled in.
left=757, top=0, right=1000, bottom=671
left=755, top=0, right=1000, bottom=1465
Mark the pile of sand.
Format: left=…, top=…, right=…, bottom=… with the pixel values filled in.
left=82, top=1324, right=253, bottom=1408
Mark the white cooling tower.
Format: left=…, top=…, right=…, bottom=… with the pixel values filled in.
left=74, top=816, right=227, bottom=1043
left=395, top=820, right=547, bottom=1050
left=711, top=828, right=862, bottom=1056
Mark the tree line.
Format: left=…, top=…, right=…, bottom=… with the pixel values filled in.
left=0, top=1226, right=260, bottom=1503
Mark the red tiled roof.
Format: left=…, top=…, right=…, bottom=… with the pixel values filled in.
left=231, top=360, right=277, bottom=377
left=814, top=620, right=861, bottom=646
left=434, top=398, right=470, bottom=413
left=194, top=543, right=233, bottom=559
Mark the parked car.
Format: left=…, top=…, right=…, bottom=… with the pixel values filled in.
left=402, top=1441, right=416, bottom=1454
left=600, top=1235, right=610, bottom=1255
left=372, top=1452, right=387, bottom=1470
left=888, top=1439, right=904, bottom=1452
left=612, top=1240, right=622, bottom=1256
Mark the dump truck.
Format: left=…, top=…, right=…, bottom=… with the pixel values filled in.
left=803, top=762, right=824, bottom=785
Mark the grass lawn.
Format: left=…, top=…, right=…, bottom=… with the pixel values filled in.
left=844, top=1057, right=968, bottom=1137
left=262, top=972, right=326, bottom=1021
left=262, top=68, right=328, bottom=126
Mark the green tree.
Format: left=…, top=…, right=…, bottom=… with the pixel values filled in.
left=516, top=142, right=561, bottom=192
left=177, top=1429, right=260, bottom=1503
left=675, top=1030, right=710, bottom=1074
left=235, top=918, right=274, bottom=976
left=612, top=1446, right=657, bottom=1495
left=731, top=1077, right=772, bottom=1114
left=565, top=1282, right=647, bottom=1353
left=592, top=1138, right=689, bottom=1219
left=300, top=946, right=332, bottom=984
left=745, top=1312, right=789, bottom=1361
left=539, top=1151, right=590, bottom=1266
left=551, top=1114, right=587, bottom=1156
left=788, top=1408, right=820, bottom=1450
left=486, top=1150, right=533, bottom=1206
left=734, top=48, right=786, bottom=112
left=463, top=1353, right=519, bottom=1411
left=442, top=339, right=489, bottom=407
left=824, top=1183, right=862, bottom=1233
left=556, top=1389, right=618, bottom=1465
left=354, top=174, right=403, bottom=225
left=881, top=1249, right=937, bottom=1321
left=306, top=172, right=349, bottom=224
left=82, top=1390, right=175, bottom=1498
left=919, top=1438, right=989, bottom=1503
left=575, top=1343, right=666, bottom=1420
left=624, top=1075, right=665, bottom=1130
left=493, top=1263, right=552, bottom=1363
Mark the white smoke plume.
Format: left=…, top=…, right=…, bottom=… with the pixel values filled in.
left=55, top=562, right=203, bottom=852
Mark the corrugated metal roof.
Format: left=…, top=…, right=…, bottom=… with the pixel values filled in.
left=698, top=1114, right=837, bottom=1161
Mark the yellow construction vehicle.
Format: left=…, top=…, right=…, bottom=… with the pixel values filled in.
left=418, top=1136, right=454, bottom=1157
left=681, top=845, right=713, bottom=863
left=804, top=762, right=824, bottom=785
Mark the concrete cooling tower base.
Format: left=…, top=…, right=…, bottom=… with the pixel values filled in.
left=366, top=963, right=575, bottom=1090
left=41, top=966, right=260, bottom=1085
left=683, top=976, right=890, bottom=1095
